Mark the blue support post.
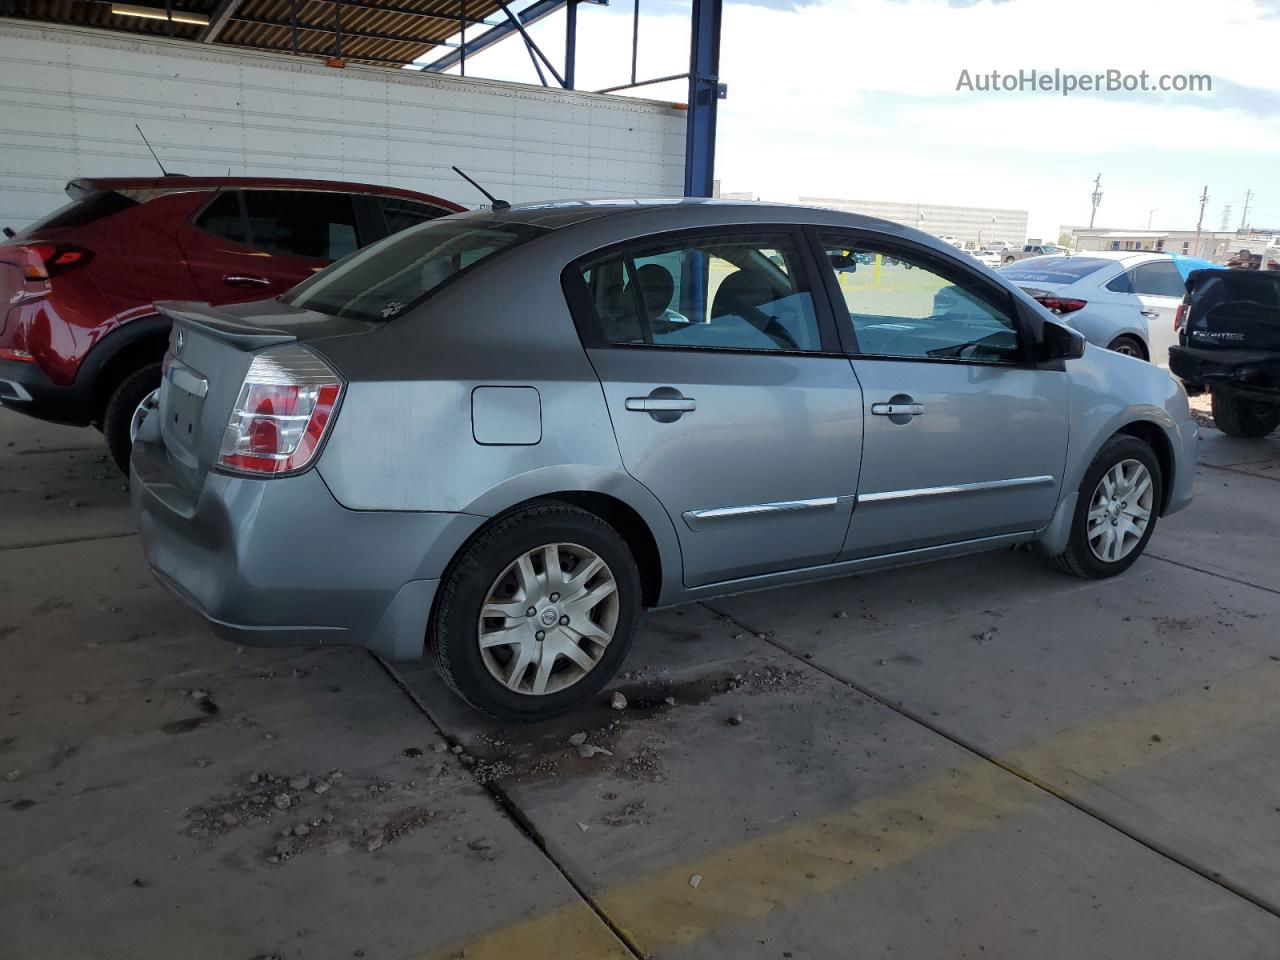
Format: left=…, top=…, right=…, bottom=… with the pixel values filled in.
left=565, top=0, right=578, bottom=89
left=683, top=0, right=722, bottom=198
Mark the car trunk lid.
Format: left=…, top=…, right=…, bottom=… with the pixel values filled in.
left=151, top=299, right=370, bottom=490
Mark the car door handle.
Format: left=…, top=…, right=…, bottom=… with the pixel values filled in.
left=871, top=401, right=925, bottom=417
left=222, top=274, right=272, bottom=287
left=625, top=397, right=697, bottom=413
left=1140, top=309, right=1160, bottom=319
left=625, top=388, right=696, bottom=422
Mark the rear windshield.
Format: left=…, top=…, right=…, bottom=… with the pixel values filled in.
left=282, top=218, right=547, bottom=322
left=13, top=190, right=138, bottom=240
left=1000, top=256, right=1112, bottom=284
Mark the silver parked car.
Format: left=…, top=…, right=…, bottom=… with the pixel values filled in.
left=132, top=201, right=1198, bottom=720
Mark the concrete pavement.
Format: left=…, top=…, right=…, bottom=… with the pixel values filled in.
left=2, top=408, right=1279, bottom=959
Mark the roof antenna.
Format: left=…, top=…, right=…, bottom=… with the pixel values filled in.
left=135, top=124, right=175, bottom=177
left=451, top=165, right=510, bottom=211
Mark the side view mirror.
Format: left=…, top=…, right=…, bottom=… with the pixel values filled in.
left=1040, top=320, right=1086, bottom=361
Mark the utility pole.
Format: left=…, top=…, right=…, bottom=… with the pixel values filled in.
left=1148, top=207, right=1159, bottom=230
left=1240, top=188, right=1253, bottom=232
left=1089, top=172, right=1103, bottom=229
left=1193, top=185, right=1209, bottom=258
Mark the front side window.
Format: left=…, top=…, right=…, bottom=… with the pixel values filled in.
left=819, top=234, right=1020, bottom=363
left=242, top=190, right=360, bottom=260
left=578, top=233, right=822, bottom=352
left=283, top=218, right=546, bottom=323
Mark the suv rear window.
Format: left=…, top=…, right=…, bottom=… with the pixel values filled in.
left=283, top=219, right=546, bottom=322
left=1001, top=257, right=1111, bottom=284
left=14, top=190, right=138, bottom=239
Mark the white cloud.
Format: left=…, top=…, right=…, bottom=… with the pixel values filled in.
left=429, top=0, right=1280, bottom=237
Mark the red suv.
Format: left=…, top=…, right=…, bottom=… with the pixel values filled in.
left=0, top=177, right=462, bottom=470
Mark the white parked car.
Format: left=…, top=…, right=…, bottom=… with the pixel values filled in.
left=999, top=251, right=1211, bottom=364
left=970, top=249, right=1003, bottom=269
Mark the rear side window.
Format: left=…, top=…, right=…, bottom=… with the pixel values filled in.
left=243, top=190, right=359, bottom=260
left=1001, top=257, right=1111, bottom=284
left=283, top=219, right=546, bottom=322
left=1108, top=260, right=1184, bottom=298
left=577, top=232, right=823, bottom=352
left=379, top=197, right=446, bottom=235
left=195, top=191, right=249, bottom=245
left=14, top=190, right=138, bottom=239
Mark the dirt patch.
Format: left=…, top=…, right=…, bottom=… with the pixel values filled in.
left=1189, top=392, right=1214, bottom=428
left=186, top=767, right=451, bottom=865
left=458, top=663, right=813, bottom=788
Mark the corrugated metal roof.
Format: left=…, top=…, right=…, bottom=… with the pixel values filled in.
left=1, top=0, right=505, bottom=68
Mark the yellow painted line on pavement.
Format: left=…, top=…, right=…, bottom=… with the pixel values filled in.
left=424, top=660, right=1280, bottom=959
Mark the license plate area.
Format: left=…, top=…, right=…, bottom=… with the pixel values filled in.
left=160, top=360, right=209, bottom=467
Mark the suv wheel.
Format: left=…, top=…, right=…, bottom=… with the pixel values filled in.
left=1048, top=435, right=1162, bottom=579
left=103, top=363, right=162, bottom=476
left=1211, top=387, right=1280, bottom=438
left=429, top=502, right=641, bottom=721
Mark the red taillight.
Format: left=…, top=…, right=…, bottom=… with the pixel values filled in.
left=217, top=345, right=343, bottom=476
left=1174, top=302, right=1188, bottom=331
left=20, top=243, right=93, bottom=280
left=1035, top=295, right=1087, bottom=315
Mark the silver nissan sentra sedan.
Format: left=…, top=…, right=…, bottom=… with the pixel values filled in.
left=132, top=200, right=1197, bottom=720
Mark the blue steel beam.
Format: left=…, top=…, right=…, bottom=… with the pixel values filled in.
left=683, top=0, right=722, bottom=197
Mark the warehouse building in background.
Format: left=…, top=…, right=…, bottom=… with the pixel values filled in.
left=801, top=196, right=1029, bottom=248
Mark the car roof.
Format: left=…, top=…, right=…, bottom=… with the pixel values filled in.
left=69, top=177, right=464, bottom=211
left=446, top=197, right=964, bottom=246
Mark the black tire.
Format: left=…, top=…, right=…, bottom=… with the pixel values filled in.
left=1107, top=335, right=1147, bottom=360
left=1004, top=255, right=1016, bottom=264
left=429, top=502, right=642, bottom=721
left=1211, top=387, right=1280, bottom=438
left=103, top=362, right=161, bottom=476
left=1047, top=435, right=1162, bottom=580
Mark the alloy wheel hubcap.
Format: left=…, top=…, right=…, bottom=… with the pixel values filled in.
left=129, top=388, right=160, bottom=443
left=477, top=542, right=619, bottom=696
left=1113, top=343, right=1139, bottom=357
left=1087, top=458, right=1154, bottom=563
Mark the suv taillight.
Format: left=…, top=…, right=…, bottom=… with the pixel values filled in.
left=20, top=243, right=93, bottom=280
left=1174, top=302, right=1188, bottom=331
left=217, top=345, right=343, bottom=476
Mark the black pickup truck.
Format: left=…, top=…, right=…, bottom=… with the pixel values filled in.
left=1170, top=269, right=1280, bottom=438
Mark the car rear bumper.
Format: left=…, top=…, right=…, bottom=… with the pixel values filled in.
left=1169, top=345, right=1280, bottom=397
left=0, top=357, right=94, bottom=425
left=130, top=436, right=485, bottom=661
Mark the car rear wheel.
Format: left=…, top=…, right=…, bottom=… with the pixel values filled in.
left=1211, top=387, right=1280, bottom=438
left=1107, top=335, right=1146, bottom=360
left=103, top=363, right=162, bottom=476
left=1047, top=435, right=1162, bottom=579
left=429, top=502, right=641, bottom=721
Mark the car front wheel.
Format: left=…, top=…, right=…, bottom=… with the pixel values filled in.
left=429, top=502, right=641, bottom=721
left=1047, top=435, right=1162, bottom=579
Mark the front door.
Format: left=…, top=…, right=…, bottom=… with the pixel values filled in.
left=568, top=228, right=863, bottom=587
left=1108, top=259, right=1186, bottom=365
left=815, top=231, right=1069, bottom=559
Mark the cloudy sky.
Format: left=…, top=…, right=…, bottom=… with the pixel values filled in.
left=422, top=0, right=1279, bottom=240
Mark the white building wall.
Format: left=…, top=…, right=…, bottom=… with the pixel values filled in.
left=802, top=196, right=1029, bottom=248
left=0, top=19, right=687, bottom=229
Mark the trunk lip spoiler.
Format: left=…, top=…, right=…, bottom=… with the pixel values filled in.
left=155, top=301, right=297, bottom=351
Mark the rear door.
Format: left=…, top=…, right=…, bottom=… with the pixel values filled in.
left=567, top=227, right=863, bottom=588
left=815, top=230, right=1069, bottom=559
left=1109, top=259, right=1186, bottom=365
left=178, top=189, right=363, bottom=303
